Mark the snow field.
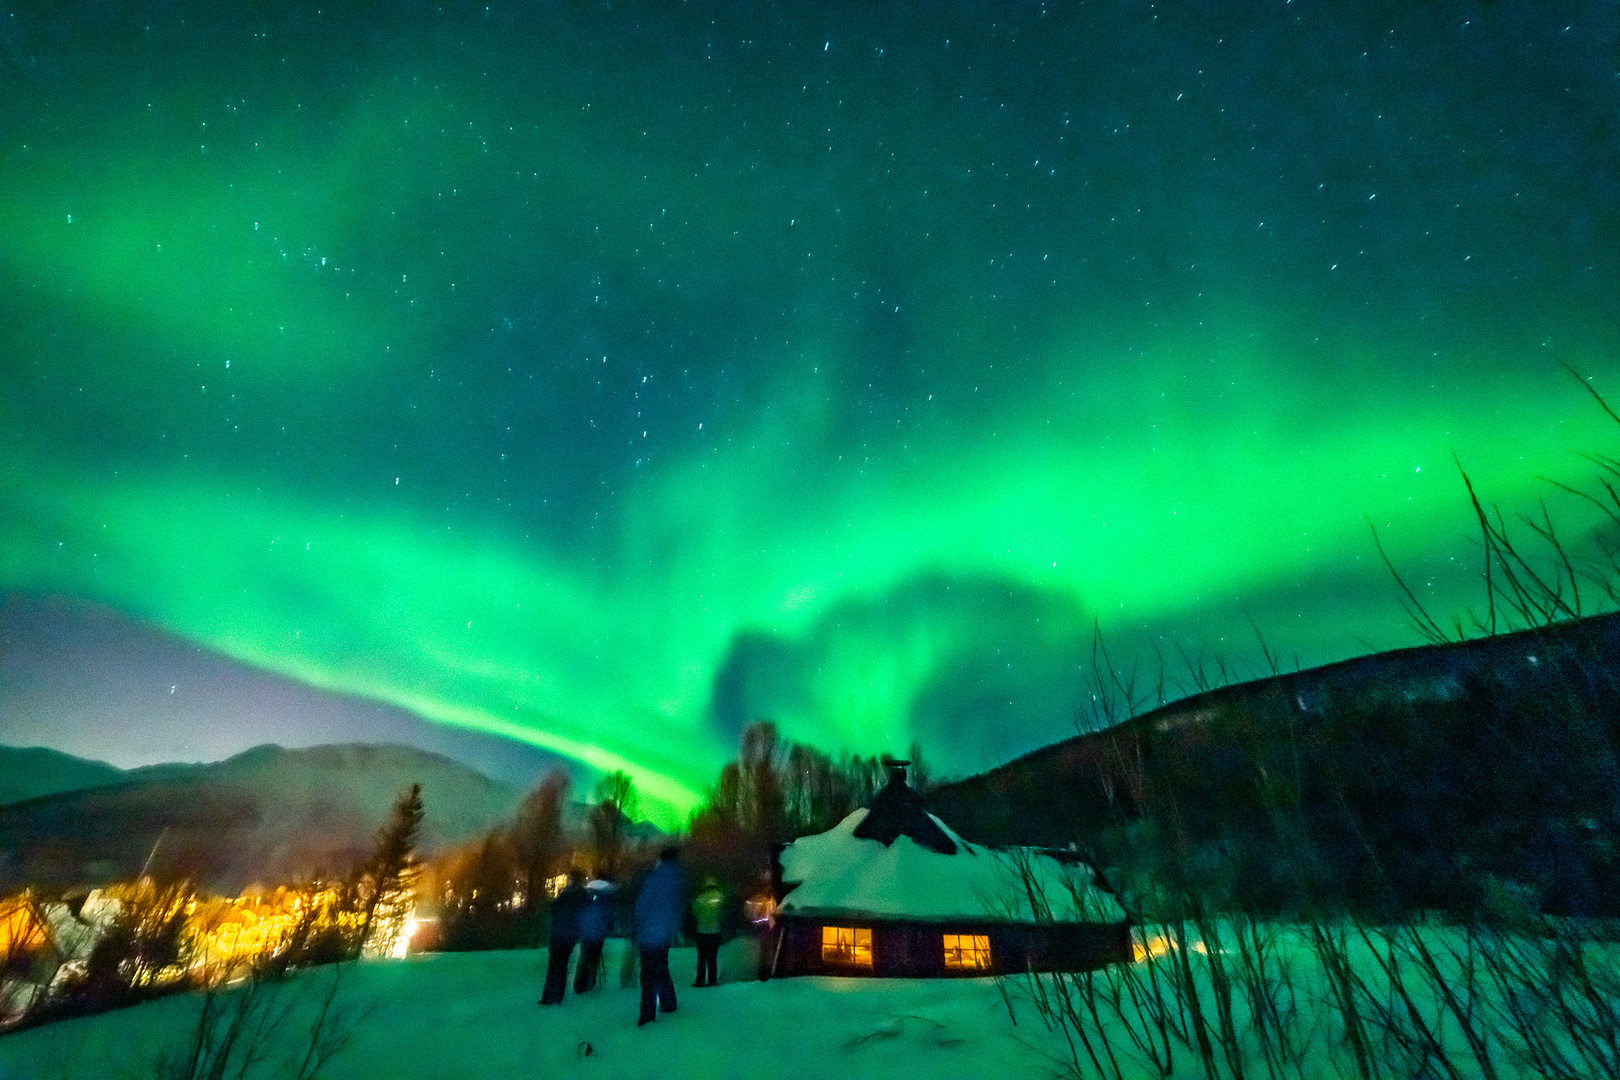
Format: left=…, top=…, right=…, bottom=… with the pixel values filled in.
left=0, top=940, right=1054, bottom=1080
left=8, top=921, right=1614, bottom=1079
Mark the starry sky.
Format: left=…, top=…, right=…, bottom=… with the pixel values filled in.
left=2, top=1, right=1618, bottom=825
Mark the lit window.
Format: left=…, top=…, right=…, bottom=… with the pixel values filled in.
left=821, top=925, right=873, bottom=968
left=943, top=933, right=991, bottom=970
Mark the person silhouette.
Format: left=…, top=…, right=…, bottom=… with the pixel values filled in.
left=691, top=876, right=725, bottom=987
left=574, top=878, right=615, bottom=992
left=633, top=846, right=690, bottom=1026
left=539, top=869, right=587, bottom=1005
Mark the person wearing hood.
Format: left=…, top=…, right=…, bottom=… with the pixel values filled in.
left=691, top=876, right=725, bottom=987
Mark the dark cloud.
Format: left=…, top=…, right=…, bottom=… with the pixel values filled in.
left=707, top=574, right=1094, bottom=774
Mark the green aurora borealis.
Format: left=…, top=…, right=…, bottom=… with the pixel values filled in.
left=3, top=2, right=1618, bottom=824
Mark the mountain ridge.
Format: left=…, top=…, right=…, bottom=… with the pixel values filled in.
left=0, top=740, right=527, bottom=895
left=0, top=592, right=578, bottom=791
left=0, top=745, right=125, bottom=806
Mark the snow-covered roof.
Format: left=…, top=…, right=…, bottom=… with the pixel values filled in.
left=778, top=808, right=1126, bottom=924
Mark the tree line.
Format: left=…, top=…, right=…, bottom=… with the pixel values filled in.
left=425, top=721, right=934, bottom=949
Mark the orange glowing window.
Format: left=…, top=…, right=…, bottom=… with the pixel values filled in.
left=942, top=933, right=992, bottom=970
left=821, top=925, right=873, bottom=967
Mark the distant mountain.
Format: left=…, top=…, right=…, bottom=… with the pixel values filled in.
left=928, top=612, right=1620, bottom=916
left=0, top=592, right=579, bottom=791
left=0, top=746, right=124, bottom=805
left=0, top=742, right=525, bottom=895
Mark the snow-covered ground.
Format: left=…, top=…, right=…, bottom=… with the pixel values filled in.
left=0, top=941, right=1066, bottom=1080
left=9, top=924, right=1614, bottom=1079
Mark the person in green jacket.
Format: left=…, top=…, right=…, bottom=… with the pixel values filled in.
left=691, top=877, right=725, bottom=987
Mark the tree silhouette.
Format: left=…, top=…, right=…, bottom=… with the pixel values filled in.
left=588, top=771, right=638, bottom=878
left=510, top=769, right=570, bottom=915
left=355, top=783, right=424, bottom=957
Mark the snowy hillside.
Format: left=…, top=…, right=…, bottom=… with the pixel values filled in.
left=0, top=743, right=524, bottom=894
left=0, top=942, right=1060, bottom=1080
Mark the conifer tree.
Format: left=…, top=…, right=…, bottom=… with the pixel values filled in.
left=355, top=783, right=424, bottom=956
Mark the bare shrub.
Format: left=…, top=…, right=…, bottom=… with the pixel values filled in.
left=49, top=880, right=197, bottom=1015
left=146, top=961, right=368, bottom=1080
left=1476, top=918, right=1620, bottom=1080
left=262, top=883, right=364, bottom=974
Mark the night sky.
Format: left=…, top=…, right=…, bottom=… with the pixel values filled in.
left=3, top=2, right=1617, bottom=824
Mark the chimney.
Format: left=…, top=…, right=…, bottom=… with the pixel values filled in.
left=855, top=757, right=956, bottom=854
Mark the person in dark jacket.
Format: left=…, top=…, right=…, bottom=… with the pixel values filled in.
left=690, top=876, right=725, bottom=987
left=539, top=869, right=587, bottom=1005
left=633, top=846, right=691, bottom=1025
left=573, top=878, right=615, bottom=993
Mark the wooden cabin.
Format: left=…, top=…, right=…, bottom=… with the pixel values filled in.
left=765, top=762, right=1132, bottom=979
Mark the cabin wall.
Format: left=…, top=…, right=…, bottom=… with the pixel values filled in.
left=769, top=915, right=1131, bottom=978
